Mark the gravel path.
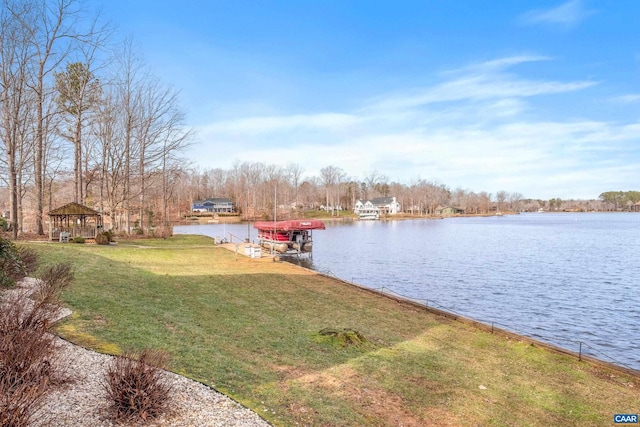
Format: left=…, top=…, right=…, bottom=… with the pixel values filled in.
left=4, top=279, right=271, bottom=427
left=34, top=339, right=271, bottom=427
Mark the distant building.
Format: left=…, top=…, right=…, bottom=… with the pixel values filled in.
left=192, top=198, right=234, bottom=213
left=353, top=200, right=379, bottom=219
left=435, top=206, right=465, bottom=216
left=354, top=197, right=401, bottom=216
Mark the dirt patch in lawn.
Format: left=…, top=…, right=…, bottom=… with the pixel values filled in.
left=285, top=366, right=461, bottom=426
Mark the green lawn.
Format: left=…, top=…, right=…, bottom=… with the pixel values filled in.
left=29, top=236, right=640, bottom=426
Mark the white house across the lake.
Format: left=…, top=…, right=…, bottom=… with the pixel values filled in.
left=354, top=197, right=401, bottom=218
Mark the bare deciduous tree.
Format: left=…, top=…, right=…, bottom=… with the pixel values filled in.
left=17, top=0, right=84, bottom=234
left=495, top=190, right=508, bottom=212
left=286, top=163, right=304, bottom=210
left=0, top=1, right=33, bottom=238
left=319, top=165, right=345, bottom=214
left=364, top=169, right=388, bottom=199
left=134, top=78, right=191, bottom=233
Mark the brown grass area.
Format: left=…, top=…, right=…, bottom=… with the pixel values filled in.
left=277, top=363, right=462, bottom=426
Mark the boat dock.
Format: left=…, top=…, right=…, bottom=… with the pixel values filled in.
left=217, top=242, right=263, bottom=258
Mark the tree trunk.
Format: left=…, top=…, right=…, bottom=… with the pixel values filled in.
left=124, top=114, right=131, bottom=234
left=75, top=115, right=83, bottom=204
left=35, top=79, right=44, bottom=234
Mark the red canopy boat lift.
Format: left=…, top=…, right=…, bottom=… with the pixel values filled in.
left=253, top=219, right=325, bottom=256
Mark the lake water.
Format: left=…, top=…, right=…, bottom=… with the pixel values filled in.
left=174, top=213, right=640, bottom=371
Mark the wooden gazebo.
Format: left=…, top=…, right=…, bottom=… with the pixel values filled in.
left=48, top=202, right=103, bottom=241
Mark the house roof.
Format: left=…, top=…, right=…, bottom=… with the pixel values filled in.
left=356, top=197, right=397, bottom=205
left=370, top=197, right=396, bottom=205
left=48, top=202, right=101, bottom=216
left=193, top=198, right=233, bottom=204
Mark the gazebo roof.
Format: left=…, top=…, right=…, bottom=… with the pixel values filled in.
left=48, top=202, right=101, bottom=216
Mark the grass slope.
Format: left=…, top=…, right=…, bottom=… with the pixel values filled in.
left=30, top=236, right=639, bottom=426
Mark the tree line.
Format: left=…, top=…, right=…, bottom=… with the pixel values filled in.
left=185, top=162, right=527, bottom=218
left=0, top=0, right=191, bottom=238
left=598, top=191, right=640, bottom=211
left=182, top=163, right=639, bottom=219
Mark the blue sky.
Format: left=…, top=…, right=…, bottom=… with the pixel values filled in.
left=95, top=0, right=640, bottom=200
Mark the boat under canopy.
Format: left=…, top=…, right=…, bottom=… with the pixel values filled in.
left=253, top=219, right=326, bottom=232
left=253, top=220, right=325, bottom=255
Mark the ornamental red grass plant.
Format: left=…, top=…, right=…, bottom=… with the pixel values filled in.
left=31, top=262, right=74, bottom=310
left=0, top=258, right=73, bottom=426
left=103, top=349, right=173, bottom=424
left=0, top=291, right=59, bottom=427
left=16, top=246, right=39, bottom=277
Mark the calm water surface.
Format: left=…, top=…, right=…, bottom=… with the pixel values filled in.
left=175, top=213, right=640, bottom=371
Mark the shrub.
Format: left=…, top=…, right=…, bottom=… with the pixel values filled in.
left=0, top=329, right=54, bottom=427
left=17, top=246, right=39, bottom=276
left=0, top=291, right=58, bottom=383
left=32, top=263, right=74, bottom=308
left=0, top=236, right=26, bottom=288
left=103, top=349, right=173, bottom=424
left=71, top=237, right=85, bottom=244
left=95, top=232, right=109, bottom=245
left=151, top=225, right=172, bottom=239
left=96, top=230, right=114, bottom=245
left=0, top=276, right=71, bottom=426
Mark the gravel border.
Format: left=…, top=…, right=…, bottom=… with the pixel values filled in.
left=4, top=279, right=271, bottom=427
left=34, top=338, right=271, bottom=427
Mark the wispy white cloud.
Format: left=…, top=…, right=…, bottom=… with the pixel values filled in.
left=453, top=55, right=551, bottom=73
left=611, top=94, right=640, bottom=104
left=365, top=56, right=597, bottom=111
left=193, top=56, right=639, bottom=199
left=382, top=76, right=595, bottom=108
left=519, top=0, right=596, bottom=29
